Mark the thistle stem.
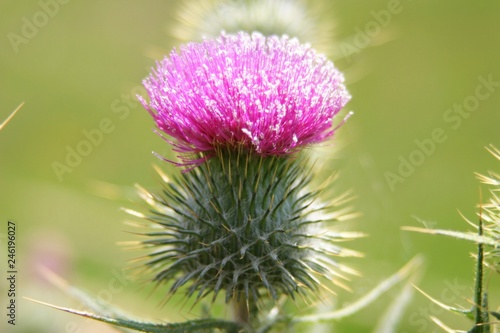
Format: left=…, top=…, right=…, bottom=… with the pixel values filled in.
left=232, top=295, right=250, bottom=326
left=471, top=216, right=488, bottom=333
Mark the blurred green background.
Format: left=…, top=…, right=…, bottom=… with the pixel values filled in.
left=1, top=0, right=499, bottom=332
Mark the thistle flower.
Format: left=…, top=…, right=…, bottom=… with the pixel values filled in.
left=134, top=31, right=358, bottom=319
left=139, top=31, right=351, bottom=165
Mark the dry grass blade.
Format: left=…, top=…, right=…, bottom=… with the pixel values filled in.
left=1, top=102, right=24, bottom=131
left=430, top=316, right=466, bottom=332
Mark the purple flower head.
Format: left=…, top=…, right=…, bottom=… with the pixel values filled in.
left=140, top=31, right=351, bottom=165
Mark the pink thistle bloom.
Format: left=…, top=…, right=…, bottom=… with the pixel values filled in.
left=140, top=31, right=351, bottom=165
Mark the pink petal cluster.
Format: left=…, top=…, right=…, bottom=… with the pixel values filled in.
left=140, top=31, right=350, bottom=164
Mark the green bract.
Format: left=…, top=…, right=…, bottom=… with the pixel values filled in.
left=132, top=147, right=359, bottom=305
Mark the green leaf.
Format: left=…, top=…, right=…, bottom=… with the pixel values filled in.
left=413, top=285, right=473, bottom=319
left=401, top=227, right=497, bottom=246
left=372, top=276, right=420, bottom=333
left=292, top=255, right=424, bottom=323
left=489, top=311, right=500, bottom=320
left=26, top=298, right=242, bottom=333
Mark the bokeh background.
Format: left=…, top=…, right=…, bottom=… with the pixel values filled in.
left=1, top=0, right=499, bottom=332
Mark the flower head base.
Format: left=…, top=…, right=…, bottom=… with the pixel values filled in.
left=140, top=32, right=350, bottom=166
left=130, top=148, right=362, bottom=306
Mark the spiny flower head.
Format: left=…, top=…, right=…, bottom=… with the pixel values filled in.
left=140, top=31, right=350, bottom=165
left=170, top=0, right=337, bottom=56
left=128, top=148, right=362, bottom=306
